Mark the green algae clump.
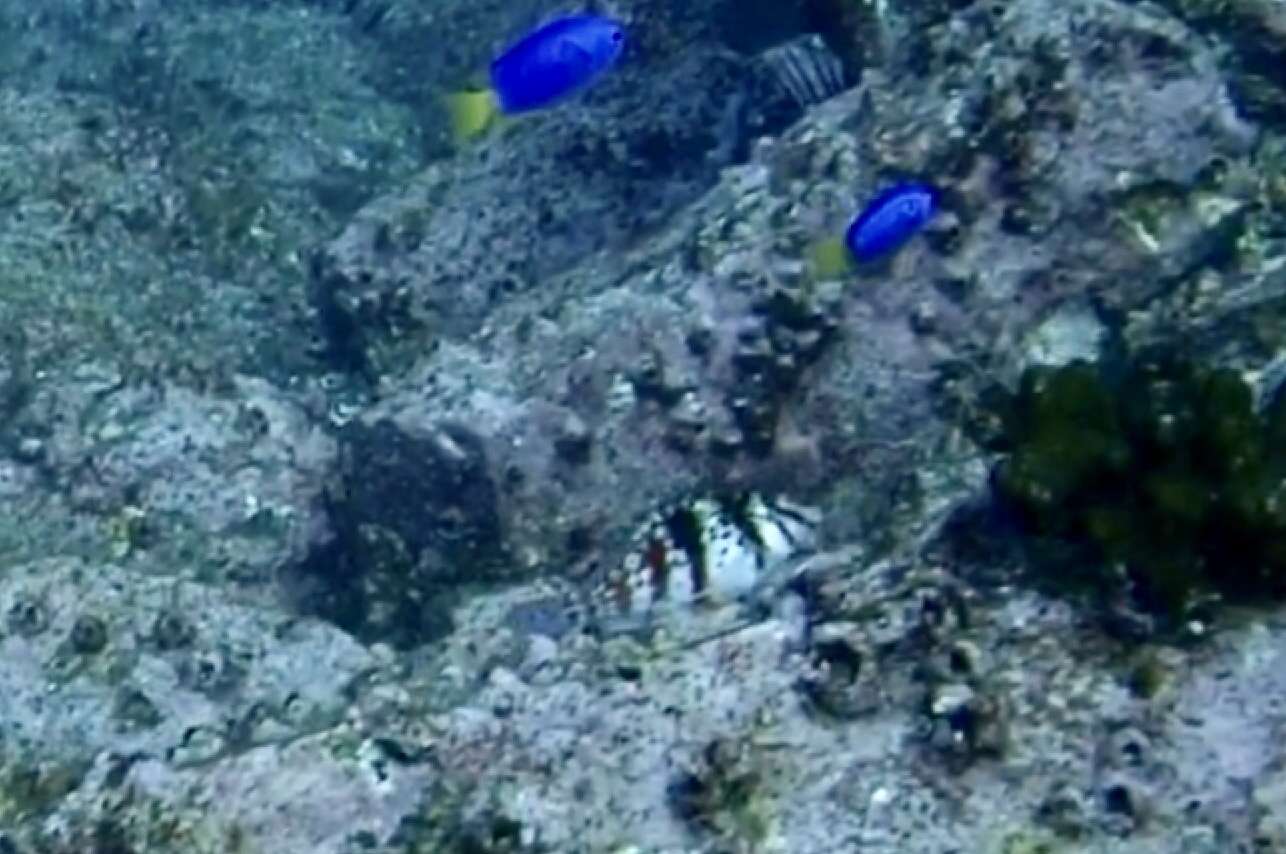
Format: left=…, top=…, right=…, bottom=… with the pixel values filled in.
left=989, top=349, right=1286, bottom=619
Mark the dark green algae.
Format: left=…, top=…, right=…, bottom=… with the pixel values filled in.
left=983, top=349, right=1286, bottom=620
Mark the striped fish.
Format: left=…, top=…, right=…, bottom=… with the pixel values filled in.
left=762, top=34, right=850, bottom=108
left=591, top=492, right=821, bottom=633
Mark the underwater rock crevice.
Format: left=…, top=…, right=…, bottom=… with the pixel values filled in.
left=288, top=418, right=507, bottom=649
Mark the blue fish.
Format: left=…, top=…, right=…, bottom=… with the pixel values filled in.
left=844, top=182, right=939, bottom=263
left=490, top=14, right=626, bottom=115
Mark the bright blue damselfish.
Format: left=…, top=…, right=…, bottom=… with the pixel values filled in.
left=844, top=182, right=939, bottom=262
left=489, top=14, right=627, bottom=115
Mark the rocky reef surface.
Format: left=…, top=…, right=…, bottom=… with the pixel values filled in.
left=0, top=0, right=1285, bottom=851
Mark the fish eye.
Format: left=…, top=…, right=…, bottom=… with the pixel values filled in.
left=611, top=29, right=623, bottom=42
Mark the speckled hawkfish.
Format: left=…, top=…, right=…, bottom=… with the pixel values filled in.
left=591, top=492, right=821, bottom=632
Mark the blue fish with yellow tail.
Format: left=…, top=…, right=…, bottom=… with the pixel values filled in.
left=445, top=14, right=626, bottom=143
left=491, top=13, right=626, bottom=113
left=805, top=181, right=940, bottom=280
left=845, top=182, right=939, bottom=263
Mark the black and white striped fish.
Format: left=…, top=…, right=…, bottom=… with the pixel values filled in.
left=761, top=34, right=851, bottom=108
left=590, top=492, right=820, bottom=633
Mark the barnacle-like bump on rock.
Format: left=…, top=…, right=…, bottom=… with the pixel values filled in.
left=5, top=596, right=47, bottom=638
left=923, top=680, right=1008, bottom=767
left=798, top=621, right=881, bottom=719
left=150, top=610, right=197, bottom=651
left=68, top=613, right=108, bottom=655
left=178, top=648, right=245, bottom=697
left=111, top=686, right=163, bottom=731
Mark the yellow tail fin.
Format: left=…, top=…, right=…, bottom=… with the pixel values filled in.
left=443, top=89, right=500, bottom=144
left=807, top=236, right=853, bottom=281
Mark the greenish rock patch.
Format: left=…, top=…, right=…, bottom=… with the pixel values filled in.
left=987, top=348, right=1286, bottom=620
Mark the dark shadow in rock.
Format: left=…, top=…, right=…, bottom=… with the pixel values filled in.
left=289, top=418, right=507, bottom=649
